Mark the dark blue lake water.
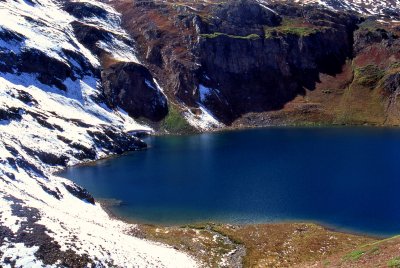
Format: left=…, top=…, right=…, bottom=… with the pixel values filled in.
left=60, top=127, right=400, bottom=236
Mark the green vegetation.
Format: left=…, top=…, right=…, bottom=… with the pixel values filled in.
left=323, top=260, right=331, bottom=266
left=357, top=20, right=394, bottom=34
left=200, top=32, right=260, bottom=40
left=264, top=17, right=322, bottom=38
left=354, top=64, right=385, bottom=89
left=200, top=18, right=324, bottom=41
left=343, top=250, right=365, bottom=261
left=368, top=246, right=380, bottom=255
left=361, top=234, right=400, bottom=248
left=161, top=104, right=194, bottom=134
left=388, top=62, right=400, bottom=75
left=265, top=26, right=318, bottom=38
left=388, top=257, right=400, bottom=267
left=342, top=246, right=380, bottom=263
left=358, top=20, right=382, bottom=31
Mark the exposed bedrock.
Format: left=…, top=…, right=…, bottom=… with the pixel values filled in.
left=101, top=62, right=168, bottom=121
left=194, top=1, right=360, bottom=124
left=0, top=26, right=95, bottom=91
left=354, top=24, right=400, bottom=53
left=111, top=0, right=361, bottom=125
left=384, top=72, right=400, bottom=94
left=62, top=182, right=95, bottom=205
left=68, top=13, right=169, bottom=122
left=63, top=1, right=109, bottom=20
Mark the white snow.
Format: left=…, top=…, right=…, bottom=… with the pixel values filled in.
left=0, top=243, right=44, bottom=268
left=182, top=84, right=224, bottom=131
left=0, top=70, right=198, bottom=266
left=184, top=105, right=223, bottom=131
left=258, top=0, right=400, bottom=19
left=0, top=0, right=99, bottom=67
left=0, top=0, right=199, bottom=266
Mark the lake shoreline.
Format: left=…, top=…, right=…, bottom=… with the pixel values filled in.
left=60, top=127, right=400, bottom=237
left=96, top=198, right=382, bottom=267
left=56, top=126, right=400, bottom=266
left=96, top=197, right=382, bottom=240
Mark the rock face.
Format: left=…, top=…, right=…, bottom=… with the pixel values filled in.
left=63, top=183, right=95, bottom=205
left=66, top=1, right=168, bottom=122
left=111, top=0, right=400, bottom=128
left=196, top=3, right=359, bottom=123
left=112, top=0, right=363, bottom=125
left=102, top=62, right=168, bottom=121
left=210, top=0, right=282, bottom=33
left=0, top=28, right=85, bottom=91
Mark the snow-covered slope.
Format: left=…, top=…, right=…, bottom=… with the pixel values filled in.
left=277, top=0, right=400, bottom=18
left=0, top=0, right=197, bottom=266
left=299, top=0, right=399, bottom=18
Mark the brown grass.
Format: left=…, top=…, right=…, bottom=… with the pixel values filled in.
left=136, top=222, right=375, bottom=268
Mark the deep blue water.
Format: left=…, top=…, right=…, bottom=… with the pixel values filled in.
left=59, top=127, right=400, bottom=236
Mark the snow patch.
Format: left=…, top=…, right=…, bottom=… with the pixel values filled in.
left=184, top=105, right=223, bottom=131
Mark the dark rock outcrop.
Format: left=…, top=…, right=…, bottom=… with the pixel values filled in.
left=63, top=183, right=95, bottom=204
left=354, top=26, right=399, bottom=53
left=87, top=126, right=147, bottom=154
left=209, top=0, right=282, bottom=36
left=18, top=49, right=72, bottom=90
left=70, top=21, right=114, bottom=57
left=63, top=1, right=109, bottom=20
left=0, top=107, right=23, bottom=121
left=38, top=182, right=62, bottom=200
left=101, top=62, right=168, bottom=121
left=384, top=72, right=400, bottom=94
left=11, top=90, right=38, bottom=106
left=22, top=146, right=69, bottom=167
left=0, top=27, right=93, bottom=90
left=68, top=16, right=170, bottom=122
left=194, top=2, right=360, bottom=123
left=57, top=135, right=97, bottom=161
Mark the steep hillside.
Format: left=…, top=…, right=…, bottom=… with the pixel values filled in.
left=0, top=0, right=196, bottom=266
left=111, top=0, right=400, bottom=129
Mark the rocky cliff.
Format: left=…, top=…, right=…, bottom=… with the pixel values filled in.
left=111, top=0, right=400, bottom=129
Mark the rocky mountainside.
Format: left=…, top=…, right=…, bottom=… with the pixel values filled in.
left=0, top=0, right=399, bottom=267
left=0, top=0, right=197, bottom=266
left=109, top=0, right=400, bottom=129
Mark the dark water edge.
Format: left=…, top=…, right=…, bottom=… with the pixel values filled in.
left=59, top=127, right=400, bottom=237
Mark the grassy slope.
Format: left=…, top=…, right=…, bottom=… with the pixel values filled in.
left=160, top=103, right=195, bottom=134
left=136, top=222, right=377, bottom=268
left=303, top=235, right=400, bottom=267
